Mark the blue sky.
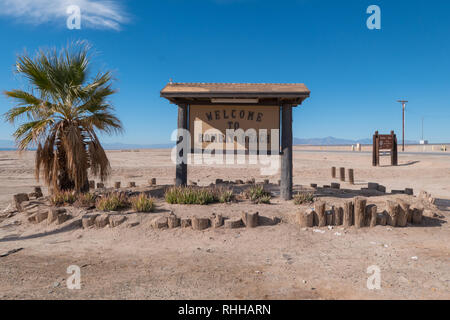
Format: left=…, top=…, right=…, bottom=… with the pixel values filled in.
left=0, top=0, right=450, bottom=144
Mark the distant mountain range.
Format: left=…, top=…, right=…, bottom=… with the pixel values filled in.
left=0, top=137, right=421, bottom=150
left=102, top=142, right=175, bottom=150
left=294, top=136, right=418, bottom=146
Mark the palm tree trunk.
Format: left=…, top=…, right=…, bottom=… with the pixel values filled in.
left=57, top=147, right=75, bottom=191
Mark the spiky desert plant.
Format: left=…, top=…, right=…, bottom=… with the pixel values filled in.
left=293, top=192, right=315, bottom=205
left=3, top=41, right=122, bottom=193
left=244, top=185, right=272, bottom=204
left=165, top=186, right=217, bottom=205
left=50, top=190, right=77, bottom=206
left=131, top=194, right=155, bottom=212
left=96, top=193, right=130, bottom=212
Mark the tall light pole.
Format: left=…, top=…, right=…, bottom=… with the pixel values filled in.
left=397, top=100, right=408, bottom=151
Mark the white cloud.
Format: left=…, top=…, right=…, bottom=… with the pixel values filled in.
left=0, top=0, right=129, bottom=31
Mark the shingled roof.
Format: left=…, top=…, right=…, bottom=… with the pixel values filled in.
left=160, top=82, right=310, bottom=106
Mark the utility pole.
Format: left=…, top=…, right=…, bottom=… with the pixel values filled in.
left=397, top=100, right=408, bottom=151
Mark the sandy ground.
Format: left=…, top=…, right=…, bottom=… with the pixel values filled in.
left=0, top=147, right=449, bottom=300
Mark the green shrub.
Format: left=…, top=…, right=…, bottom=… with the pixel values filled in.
left=50, top=191, right=77, bottom=206
left=245, top=185, right=271, bottom=204
left=218, top=189, right=234, bottom=203
left=165, top=186, right=216, bottom=205
left=131, top=194, right=155, bottom=212
left=293, top=192, right=315, bottom=205
left=74, top=192, right=97, bottom=208
left=96, top=193, right=130, bottom=212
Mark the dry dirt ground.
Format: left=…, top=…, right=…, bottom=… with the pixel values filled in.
left=0, top=147, right=449, bottom=300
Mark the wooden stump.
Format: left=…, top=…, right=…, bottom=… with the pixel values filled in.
left=34, top=186, right=43, bottom=198
left=331, top=167, right=336, bottom=178
left=368, top=182, right=379, bottom=190
left=377, top=212, right=388, bottom=226
left=192, top=217, right=210, bottom=230
left=82, top=214, right=98, bottom=229
left=151, top=216, right=168, bottom=229
left=339, top=167, right=345, bottom=182
left=348, top=169, right=354, bottom=185
left=109, top=215, right=126, bottom=228
left=354, top=197, right=367, bottom=228
left=397, top=200, right=409, bottom=227
left=114, top=182, right=121, bottom=189
left=13, top=193, right=29, bottom=211
left=343, top=200, right=354, bottom=227
left=314, top=201, right=326, bottom=227
left=181, top=218, right=191, bottom=228
left=297, top=209, right=314, bottom=228
left=150, top=178, right=157, bottom=186
left=369, top=205, right=378, bottom=227
left=364, top=204, right=375, bottom=226
left=241, top=212, right=259, bottom=228
left=331, top=183, right=340, bottom=189
left=335, top=206, right=344, bottom=226
left=210, top=214, right=224, bottom=228
left=95, top=214, right=110, bottom=228
left=326, top=208, right=335, bottom=226
left=57, top=213, right=71, bottom=225
left=168, top=214, right=181, bottom=228
left=386, top=200, right=400, bottom=227
left=224, top=218, right=243, bottom=229
left=48, top=208, right=67, bottom=224
left=412, top=207, right=423, bottom=225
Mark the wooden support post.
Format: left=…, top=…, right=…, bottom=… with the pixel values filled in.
left=297, top=209, right=314, bottom=227
left=176, top=104, right=188, bottom=186
left=343, top=200, right=354, bottom=227
left=354, top=197, right=366, bottom=228
left=241, top=212, right=259, bottom=228
left=335, top=206, right=344, bottom=226
left=397, top=200, right=409, bottom=227
left=314, top=201, right=326, bottom=227
left=392, top=131, right=398, bottom=166
left=348, top=169, right=354, bottom=185
left=386, top=200, right=400, bottom=227
left=372, top=131, right=379, bottom=166
left=369, top=205, right=378, bottom=227
left=339, top=167, right=345, bottom=182
left=281, top=104, right=293, bottom=200
left=331, top=167, right=336, bottom=179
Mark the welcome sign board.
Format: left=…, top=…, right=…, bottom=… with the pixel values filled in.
left=189, top=105, right=280, bottom=151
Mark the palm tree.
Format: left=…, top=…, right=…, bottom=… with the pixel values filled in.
left=3, top=42, right=123, bottom=193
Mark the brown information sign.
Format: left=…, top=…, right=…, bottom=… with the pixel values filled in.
left=378, top=135, right=394, bottom=150
left=372, top=131, right=398, bottom=166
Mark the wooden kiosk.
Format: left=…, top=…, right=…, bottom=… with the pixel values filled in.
left=372, top=131, right=398, bottom=166
left=160, top=83, right=310, bottom=200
